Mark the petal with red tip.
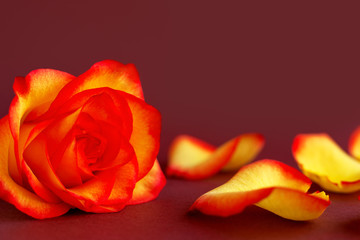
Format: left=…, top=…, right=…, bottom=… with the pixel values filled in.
left=293, top=134, right=360, bottom=193
left=190, top=159, right=329, bottom=221
left=221, top=134, right=265, bottom=171
left=82, top=157, right=138, bottom=213
left=10, top=70, right=75, bottom=130
left=128, top=159, right=166, bottom=205
left=23, top=129, right=138, bottom=211
left=349, top=126, right=360, bottom=160
left=167, top=134, right=264, bottom=180
left=11, top=120, right=62, bottom=203
left=46, top=60, right=143, bottom=115
left=125, top=93, right=161, bottom=180
left=22, top=134, right=102, bottom=209
left=36, top=88, right=153, bottom=178
left=9, top=70, right=74, bottom=183
left=0, top=117, right=70, bottom=219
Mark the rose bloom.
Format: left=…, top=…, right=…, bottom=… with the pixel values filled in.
left=0, top=60, right=165, bottom=219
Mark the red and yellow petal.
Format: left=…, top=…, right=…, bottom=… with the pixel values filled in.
left=54, top=139, right=83, bottom=188
left=128, top=159, right=166, bottom=205
left=124, top=93, right=161, bottom=180
left=10, top=70, right=75, bottom=132
left=82, top=157, right=139, bottom=213
left=349, top=126, right=360, bottom=160
left=46, top=60, right=143, bottom=115
left=293, top=134, right=360, bottom=193
left=66, top=158, right=138, bottom=213
left=22, top=134, right=101, bottom=209
left=221, top=134, right=264, bottom=171
left=9, top=71, right=74, bottom=183
left=190, top=159, right=329, bottom=221
left=10, top=118, right=62, bottom=203
left=167, top=134, right=264, bottom=180
left=23, top=128, right=139, bottom=211
left=79, top=92, right=133, bottom=139
left=0, top=117, right=71, bottom=219
left=21, top=160, right=62, bottom=204
left=36, top=87, right=158, bottom=180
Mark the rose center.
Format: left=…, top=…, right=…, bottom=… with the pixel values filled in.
left=76, top=134, right=105, bottom=165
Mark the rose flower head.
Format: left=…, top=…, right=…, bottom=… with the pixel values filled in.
left=0, top=60, right=165, bottom=219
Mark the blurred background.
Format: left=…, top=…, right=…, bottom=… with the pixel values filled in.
left=1, top=0, right=359, bottom=167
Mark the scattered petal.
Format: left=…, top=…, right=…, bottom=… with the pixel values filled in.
left=293, top=134, right=360, bottom=193
left=349, top=126, right=360, bottom=160
left=190, top=159, right=329, bottom=221
left=167, top=134, right=264, bottom=180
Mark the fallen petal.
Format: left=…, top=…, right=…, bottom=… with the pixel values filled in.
left=190, top=159, right=329, bottom=221
left=349, top=126, right=360, bottom=160
left=167, top=134, right=264, bottom=180
left=293, top=134, right=360, bottom=193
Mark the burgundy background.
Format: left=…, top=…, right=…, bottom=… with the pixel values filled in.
left=0, top=0, right=360, bottom=239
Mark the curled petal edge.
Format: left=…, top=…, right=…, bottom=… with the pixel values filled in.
left=167, top=134, right=264, bottom=180
left=0, top=116, right=71, bottom=219
left=349, top=126, right=360, bottom=160
left=128, top=159, right=166, bottom=205
left=292, top=134, right=360, bottom=193
left=190, top=159, right=330, bottom=221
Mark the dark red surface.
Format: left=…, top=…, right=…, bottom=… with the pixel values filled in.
left=1, top=0, right=360, bottom=239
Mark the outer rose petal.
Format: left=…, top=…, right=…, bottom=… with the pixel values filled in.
left=0, top=117, right=70, bottom=219
left=46, top=60, right=144, bottom=114
left=71, top=160, right=137, bottom=213
left=9, top=70, right=75, bottom=183
left=167, top=134, right=264, bottom=180
left=349, top=126, right=360, bottom=160
left=190, top=159, right=329, bottom=221
left=124, top=93, right=161, bottom=180
left=293, top=134, right=360, bottom=193
left=128, top=159, right=166, bottom=205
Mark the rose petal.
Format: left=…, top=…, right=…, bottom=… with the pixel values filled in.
left=9, top=119, right=66, bottom=203
left=0, top=116, right=70, bottom=219
left=80, top=157, right=139, bottom=213
left=190, top=159, right=329, bottom=221
left=128, top=159, right=166, bottom=205
left=89, top=133, right=134, bottom=171
left=79, top=92, right=133, bottom=139
left=221, top=133, right=264, bottom=171
left=21, top=160, right=62, bottom=203
left=124, top=93, right=161, bottom=180
left=45, top=60, right=144, bottom=115
left=54, top=139, right=83, bottom=188
left=40, top=109, right=81, bottom=158
left=293, top=134, right=360, bottom=193
left=72, top=112, right=134, bottom=172
left=36, top=89, right=134, bottom=143
left=22, top=133, right=130, bottom=210
left=167, top=134, right=264, bottom=180
left=9, top=70, right=74, bottom=183
left=33, top=87, right=157, bottom=179
left=349, top=126, right=360, bottom=160
left=9, top=120, right=62, bottom=203
left=8, top=121, right=43, bottom=184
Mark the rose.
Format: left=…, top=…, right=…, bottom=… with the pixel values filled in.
left=0, top=60, right=166, bottom=219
